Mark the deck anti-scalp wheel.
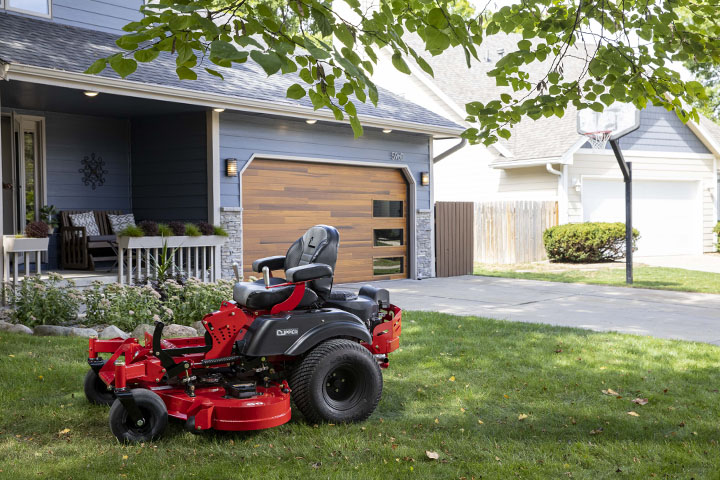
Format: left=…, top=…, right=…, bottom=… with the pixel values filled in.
left=109, top=389, right=168, bottom=443
left=289, top=339, right=382, bottom=424
left=83, top=364, right=115, bottom=406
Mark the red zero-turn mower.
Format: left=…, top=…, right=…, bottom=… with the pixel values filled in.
left=83, top=225, right=401, bottom=442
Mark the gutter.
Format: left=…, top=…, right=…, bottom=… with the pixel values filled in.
left=6, top=63, right=466, bottom=138
left=0, top=59, right=9, bottom=80
left=433, top=138, right=467, bottom=163
left=546, top=163, right=562, bottom=176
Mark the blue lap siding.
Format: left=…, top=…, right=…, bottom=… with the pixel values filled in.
left=218, top=113, right=432, bottom=209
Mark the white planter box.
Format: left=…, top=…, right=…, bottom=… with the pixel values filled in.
left=3, top=236, right=50, bottom=253
left=117, top=235, right=227, bottom=249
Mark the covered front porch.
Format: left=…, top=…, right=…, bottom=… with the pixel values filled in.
left=0, top=79, right=224, bottom=285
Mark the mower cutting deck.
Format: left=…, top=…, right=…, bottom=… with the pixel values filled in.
left=83, top=225, right=402, bottom=442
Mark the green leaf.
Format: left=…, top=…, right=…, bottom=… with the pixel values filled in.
left=204, top=67, right=224, bottom=79
left=392, top=52, right=411, bottom=75
left=498, top=128, right=511, bottom=139
left=134, top=49, right=159, bottom=63
left=416, top=57, right=434, bottom=77
left=500, top=93, right=512, bottom=103
left=287, top=83, right=306, bottom=100
left=350, top=115, right=364, bottom=138
left=334, top=24, right=355, bottom=49
left=427, top=8, right=448, bottom=29
left=210, top=41, right=248, bottom=61
left=250, top=50, right=282, bottom=76
left=108, top=55, right=137, bottom=78
left=176, top=66, right=197, bottom=80
left=169, top=15, right=194, bottom=30
left=85, top=58, right=107, bottom=75
left=345, top=101, right=357, bottom=117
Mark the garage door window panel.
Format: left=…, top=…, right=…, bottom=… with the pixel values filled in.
left=373, top=256, right=405, bottom=276
left=373, top=229, right=404, bottom=247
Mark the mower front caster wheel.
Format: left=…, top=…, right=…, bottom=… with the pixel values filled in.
left=109, top=389, right=168, bottom=443
left=83, top=366, right=115, bottom=406
left=290, top=339, right=383, bottom=424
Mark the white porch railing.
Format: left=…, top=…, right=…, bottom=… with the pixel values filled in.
left=117, top=236, right=227, bottom=285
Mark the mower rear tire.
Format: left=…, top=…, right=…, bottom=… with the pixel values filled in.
left=289, top=339, right=382, bottom=424
left=84, top=366, right=115, bottom=406
left=109, top=389, right=168, bottom=443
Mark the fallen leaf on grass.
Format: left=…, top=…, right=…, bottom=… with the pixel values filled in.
left=57, top=428, right=70, bottom=436
left=589, top=428, right=603, bottom=435
left=425, top=451, right=439, bottom=460
left=503, top=394, right=510, bottom=399
left=602, top=389, right=620, bottom=396
left=122, top=455, right=128, bottom=460
left=518, top=414, right=529, bottom=421
left=449, top=376, right=455, bottom=382
left=627, top=411, right=640, bottom=417
left=478, top=419, right=484, bottom=424
left=632, top=398, right=649, bottom=406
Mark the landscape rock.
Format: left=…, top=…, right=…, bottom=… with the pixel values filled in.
left=100, top=325, right=129, bottom=340
left=7, top=324, right=33, bottom=335
left=162, top=324, right=197, bottom=338
left=34, top=325, right=98, bottom=337
left=0, top=321, right=33, bottom=335
left=191, top=321, right=206, bottom=334
left=131, top=323, right=155, bottom=339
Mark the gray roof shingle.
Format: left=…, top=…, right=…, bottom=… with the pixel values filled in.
left=0, top=12, right=463, bottom=133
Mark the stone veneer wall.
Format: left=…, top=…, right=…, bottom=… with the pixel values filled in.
left=219, top=206, right=434, bottom=280
left=219, top=207, right=242, bottom=280
left=415, top=209, right=434, bottom=279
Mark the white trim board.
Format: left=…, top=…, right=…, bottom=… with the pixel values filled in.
left=576, top=148, right=717, bottom=160
left=6, top=63, right=465, bottom=138
left=238, top=153, right=419, bottom=280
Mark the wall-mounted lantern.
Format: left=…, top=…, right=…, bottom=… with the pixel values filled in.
left=421, top=171, right=430, bottom=186
left=226, top=158, right=238, bottom=177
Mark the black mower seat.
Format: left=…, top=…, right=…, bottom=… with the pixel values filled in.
left=233, top=225, right=340, bottom=311
left=233, top=282, right=318, bottom=310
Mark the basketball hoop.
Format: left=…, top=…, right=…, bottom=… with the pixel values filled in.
left=584, top=130, right=612, bottom=150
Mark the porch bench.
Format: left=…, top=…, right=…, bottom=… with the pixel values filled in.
left=60, top=210, right=123, bottom=270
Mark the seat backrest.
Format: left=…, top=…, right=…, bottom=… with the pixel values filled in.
left=60, top=210, right=123, bottom=235
left=284, top=225, right=340, bottom=300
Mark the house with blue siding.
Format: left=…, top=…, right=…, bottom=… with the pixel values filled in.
left=375, top=33, right=720, bottom=259
left=0, top=2, right=464, bottom=282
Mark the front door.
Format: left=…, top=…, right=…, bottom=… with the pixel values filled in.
left=0, top=114, right=45, bottom=235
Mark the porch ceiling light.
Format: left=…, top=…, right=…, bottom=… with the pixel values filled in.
left=226, top=158, right=238, bottom=177
left=213, top=108, right=225, bottom=113
left=305, top=119, right=317, bottom=125
left=382, top=128, right=392, bottom=134
left=83, top=91, right=99, bottom=97
left=421, top=171, right=430, bottom=186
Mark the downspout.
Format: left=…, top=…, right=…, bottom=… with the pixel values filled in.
left=546, top=162, right=568, bottom=224
left=433, top=138, right=467, bottom=164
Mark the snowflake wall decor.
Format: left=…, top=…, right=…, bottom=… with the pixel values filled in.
left=79, top=153, right=108, bottom=190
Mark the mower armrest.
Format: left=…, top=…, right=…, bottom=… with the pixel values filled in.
left=252, top=255, right=286, bottom=273
left=286, top=264, right=333, bottom=283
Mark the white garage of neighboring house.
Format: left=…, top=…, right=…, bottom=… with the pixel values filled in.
left=491, top=106, right=720, bottom=258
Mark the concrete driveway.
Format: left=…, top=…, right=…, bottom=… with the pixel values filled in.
left=341, top=276, right=720, bottom=345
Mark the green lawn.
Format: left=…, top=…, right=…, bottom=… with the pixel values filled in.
left=1, top=312, right=719, bottom=479
left=475, top=264, right=720, bottom=294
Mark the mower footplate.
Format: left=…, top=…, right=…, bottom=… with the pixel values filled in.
left=151, top=384, right=291, bottom=432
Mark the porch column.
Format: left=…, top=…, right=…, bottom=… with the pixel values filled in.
left=206, top=110, right=221, bottom=281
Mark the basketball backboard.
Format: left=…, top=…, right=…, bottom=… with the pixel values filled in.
left=577, top=102, right=640, bottom=143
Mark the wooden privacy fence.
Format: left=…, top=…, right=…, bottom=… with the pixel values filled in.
left=435, top=202, right=474, bottom=277
left=474, top=201, right=558, bottom=264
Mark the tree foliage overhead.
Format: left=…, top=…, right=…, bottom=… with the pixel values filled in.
left=87, top=0, right=719, bottom=141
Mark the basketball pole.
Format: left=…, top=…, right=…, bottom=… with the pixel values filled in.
left=609, top=139, right=633, bottom=284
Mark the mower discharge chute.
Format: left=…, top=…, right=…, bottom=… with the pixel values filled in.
left=83, top=225, right=402, bottom=442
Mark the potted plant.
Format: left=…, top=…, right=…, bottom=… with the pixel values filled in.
left=3, top=221, right=51, bottom=253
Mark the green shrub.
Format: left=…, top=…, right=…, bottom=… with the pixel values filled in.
left=6, top=273, right=81, bottom=326
left=185, top=223, right=201, bottom=237
left=161, top=278, right=233, bottom=325
left=715, top=222, right=720, bottom=252
left=84, top=282, right=167, bottom=330
left=168, top=221, right=185, bottom=236
left=543, top=222, right=640, bottom=263
left=197, top=221, right=214, bottom=236
left=118, top=225, right=144, bottom=237
left=158, top=223, right=173, bottom=237
left=138, top=220, right=160, bottom=236
left=213, top=225, right=229, bottom=237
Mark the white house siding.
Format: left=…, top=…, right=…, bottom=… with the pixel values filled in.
left=568, top=150, right=717, bottom=252
left=495, top=166, right=559, bottom=200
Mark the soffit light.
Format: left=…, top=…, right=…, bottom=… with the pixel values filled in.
left=83, top=91, right=99, bottom=97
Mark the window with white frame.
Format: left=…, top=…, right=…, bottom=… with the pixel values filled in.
left=4, top=0, right=52, bottom=17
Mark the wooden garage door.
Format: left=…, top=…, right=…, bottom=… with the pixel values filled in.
left=242, top=159, right=408, bottom=283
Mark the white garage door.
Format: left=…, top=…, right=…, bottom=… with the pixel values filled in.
left=582, top=179, right=702, bottom=256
